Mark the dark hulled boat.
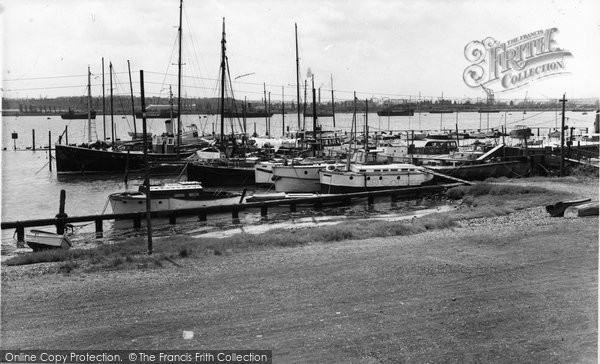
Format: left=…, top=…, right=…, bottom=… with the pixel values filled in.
left=426, top=158, right=532, bottom=181
left=61, top=109, right=97, bottom=120
left=377, top=109, right=415, bottom=117
left=135, top=105, right=179, bottom=119
left=223, top=110, right=273, bottom=118
left=54, top=143, right=192, bottom=175
left=186, top=160, right=256, bottom=187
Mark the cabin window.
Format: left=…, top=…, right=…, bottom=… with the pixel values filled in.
left=189, top=193, right=200, bottom=197
left=397, top=176, right=401, bottom=179
left=390, top=169, right=398, bottom=172
left=410, top=169, right=415, bottom=172
left=401, top=168, right=408, bottom=171
left=304, top=171, right=308, bottom=175
left=379, top=176, right=383, bottom=180
left=367, top=177, right=371, bottom=180
left=174, top=193, right=185, bottom=198
left=374, top=169, right=381, bottom=172
left=349, top=176, right=354, bottom=180
left=359, top=169, right=366, bottom=172
left=138, top=201, right=143, bottom=204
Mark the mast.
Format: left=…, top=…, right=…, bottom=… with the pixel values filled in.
left=139, top=70, right=152, bottom=255
left=295, top=23, right=301, bottom=132
left=347, top=91, right=357, bottom=170
left=127, top=60, right=137, bottom=136
left=110, top=62, right=114, bottom=145
left=263, top=83, right=268, bottom=136
left=303, top=79, right=307, bottom=130
left=102, top=57, right=106, bottom=142
left=87, top=66, right=92, bottom=143
left=282, top=85, right=285, bottom=136
left=311, top=75, right=317, bottom=141
left=177, top=0, right=183, bottom=154
left=331, top=74, right=335, bottom=128
left=365, top=99, right=368, bottom=151
left=219, top=17, right=226, bottom=145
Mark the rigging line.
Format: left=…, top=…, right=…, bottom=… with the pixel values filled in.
left=183, top=9, right=209, bottom=98
left=158, top=34, right=180, bottom=102
left=224, top=56, right=245, bottom=133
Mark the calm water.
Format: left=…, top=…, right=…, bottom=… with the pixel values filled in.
left=1, top=111, right=596, bottom=248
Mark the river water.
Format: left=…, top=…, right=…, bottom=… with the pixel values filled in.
left=1, top=111, right=595, bottom=252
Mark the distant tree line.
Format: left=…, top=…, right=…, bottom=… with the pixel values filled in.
left=2, top=96, right=598, bottom=115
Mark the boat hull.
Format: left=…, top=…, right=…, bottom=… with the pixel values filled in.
left=25, top=230, right=71, bottom=251
left=186, top=162, right=256, bottom=187
left=55, top=144, right=189, bottom=174
left=254, top=162, right=284, bottom=185
left=272, top=164, right=343, bottom=193
left=428, top=160, right=532, bottom=181
left=319, top=169, right=434, bottom=194
left=61, top=111, right=97, bottom=120
left=377, top=110, right=415, bottom=116
left=109, top=193, right=243, bottom=214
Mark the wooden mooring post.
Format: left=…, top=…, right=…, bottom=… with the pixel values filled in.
left=32, top=129, right=36, bottom=151
left=48, top=131, right=52, bottom=171
left=55, top=190, right=67, bottom=234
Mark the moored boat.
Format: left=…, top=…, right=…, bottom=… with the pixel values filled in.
left=61, top=108, right=97, bottom=120
left=186, top=159, right=258, bottom=187
left=509, top=125, right=533, bottom=139
left=271, top=162, right=345, bottom=192
left=26, top=230, right=72, bottom=251
left=377, top=109, right=415, bottom=117
left=109, top=181, right=244, bottom=214
left=319, top=163, right=434, bottom=194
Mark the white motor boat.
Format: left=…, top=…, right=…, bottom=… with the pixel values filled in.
left=109, top=181, right=245, bottom=214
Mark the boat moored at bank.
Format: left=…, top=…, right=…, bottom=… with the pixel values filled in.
left=108, top=181, right=245, bottom=214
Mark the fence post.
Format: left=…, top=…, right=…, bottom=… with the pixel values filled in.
left=95, top=219, right=103, bottom=238
left=16, top=224, right=25, bottom=248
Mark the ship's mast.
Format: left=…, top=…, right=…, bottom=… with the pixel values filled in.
left=220, top=17, right=226, bottom=145
left=177, top=0, right=183, bottom=154
left=295, top=23, right=301, bottom=132
left=87, top=65, right=92, bottom=143
left=127, top=60, right=137, bottom=137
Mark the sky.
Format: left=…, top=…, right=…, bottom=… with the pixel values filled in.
left=1, top=0, right=599, bottom=104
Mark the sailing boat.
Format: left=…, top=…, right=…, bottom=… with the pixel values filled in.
left=55, top=1, right=199, bottom=175
left=185, top=18, right=258, bottom=186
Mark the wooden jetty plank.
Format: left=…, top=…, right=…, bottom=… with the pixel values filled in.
left=564, top=202, right=599, bottom=218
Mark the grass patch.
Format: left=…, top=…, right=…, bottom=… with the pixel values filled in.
left=446, top=182, right=548, bottom=200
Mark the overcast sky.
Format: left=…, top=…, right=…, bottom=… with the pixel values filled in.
left=2, top=0, right=599, bottom=103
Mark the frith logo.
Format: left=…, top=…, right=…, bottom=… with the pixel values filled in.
left=463, top=28, right=572, bottom=92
